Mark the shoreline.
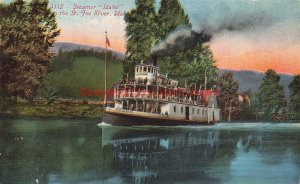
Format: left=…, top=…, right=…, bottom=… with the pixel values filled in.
left=1, top=113, right=299, bottom=124
left=1, top=103, right=299, bottom=123
left=0, top=113, right=101, bottom=122
left=0, top=103, right=103, bottom=120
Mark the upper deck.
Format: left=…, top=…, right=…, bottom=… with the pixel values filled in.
left=134, top=64, right=178, bottom=86
left=113, top=62, right=218, bottom=108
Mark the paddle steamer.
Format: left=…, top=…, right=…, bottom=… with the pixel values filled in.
left=103, top=57, right=220, bottom=125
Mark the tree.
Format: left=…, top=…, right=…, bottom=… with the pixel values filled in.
left=288, top=75, right=300, bottom=120
left=0, top=0, right=60, bottom=101
left=158, top=0, right=191, bottom=38
left=160, top=44, right=217, bottom=87
left=123, top=0, right=157, bottom=75
left=44, top=88, right=60, bottom=112
left=156, top=0, right=216, bottom=87
left=257, top=69, right=285, bottom=120
left=239, top=89, right=256, bottom=121
left=218, top=72, right=240, bottom=122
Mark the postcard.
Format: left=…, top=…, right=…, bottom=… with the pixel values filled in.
left=0, top=0, right=300, bottom=183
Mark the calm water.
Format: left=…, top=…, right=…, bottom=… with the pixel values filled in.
left=0, top=118, right=300, bottom=184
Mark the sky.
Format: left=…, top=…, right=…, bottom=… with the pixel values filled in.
left=3, top=0, right=300, bottom=75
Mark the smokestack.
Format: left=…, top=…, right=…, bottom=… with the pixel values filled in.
left=151, top=55, right=157, bottom=66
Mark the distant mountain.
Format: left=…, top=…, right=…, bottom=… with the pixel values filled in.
left=218, top=69, right=294, bottom=100
left=51, top=42, right=125, bottom=59
left=52, top=42, right=294, bottom=100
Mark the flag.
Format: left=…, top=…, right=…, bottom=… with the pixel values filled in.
left=105, top=31, right=110, bottom=47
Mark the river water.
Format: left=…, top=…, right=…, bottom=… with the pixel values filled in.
left=0, top=118, right=300, bottom=184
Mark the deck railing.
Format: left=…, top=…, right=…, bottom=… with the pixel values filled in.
left=115, top=90, right=202, bottom=105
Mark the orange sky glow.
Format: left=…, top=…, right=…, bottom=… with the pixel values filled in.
left=211, top=43, right=300, bottom=75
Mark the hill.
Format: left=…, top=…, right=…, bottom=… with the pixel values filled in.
left=40, top=55, right=122, bottom=99
left=51, top=42, right=125, bottom=60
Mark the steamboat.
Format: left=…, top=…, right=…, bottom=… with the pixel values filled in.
left=103, top=56, right=220, bottom=126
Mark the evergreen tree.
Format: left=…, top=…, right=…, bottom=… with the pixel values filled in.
left=239, top=89, right=256, bottom=121
left=160, top=44, right=217, bottom=86
left=0, top=0, right=60, bottom=101
left=158, top=0, right=191, bottom=38
left=257, top=69, right=285, bottom=120
left=157, top=0, right=216, bottom=87
left=288, top=75, right=300, bottom=120
left=124, top=0, right=157, bottom=75
left=218, top=72, right=240, bottom=122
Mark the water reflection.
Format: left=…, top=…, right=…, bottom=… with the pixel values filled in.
left=102, top=127, right=220, bottom=184
left=0, top=118, right=104, bottom=184
left=0, top=118, right=300, bottom=184
left=102, top=126, right=300, bottom=184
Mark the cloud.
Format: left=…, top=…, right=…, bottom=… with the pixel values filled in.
left=183, top=0, right=300, bottom=34
left=180, top=0, right=300, bottom=74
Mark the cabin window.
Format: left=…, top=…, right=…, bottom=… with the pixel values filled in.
left=205, top=110, right=207, bottom=115
left=148, top=67, right=150, bottom=72
left=202, top=109, right=204, bottom=115
left=174, top=106, right=176, bottom=112
left=181, top=107, right=183, bottom=113
left=140, top=67, right=142, bottom=73
left=143, top=67, right=146, bottom=72
left=192, top=108, right=195, bottom=114
left=197, top=109, right=199, bottom=115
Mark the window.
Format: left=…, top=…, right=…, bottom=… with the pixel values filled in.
left=181, top=107, right=183, bottom=113
left=174, top=106, right=176, bottom=112
left=202, top=109, right=204, bottom=115
left=192, top=108, right=195, bottom=114
left=197, top=109, right=199, bottom=115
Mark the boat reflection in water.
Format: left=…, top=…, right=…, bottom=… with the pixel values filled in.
left=101, top=126, right=220, bottom=184
left=1, top=119, right=300, bottom=183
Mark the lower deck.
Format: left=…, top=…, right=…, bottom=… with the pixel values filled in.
left=104, top=107, right=220, bottom=126
left=114, top=98, right=220, bottom=123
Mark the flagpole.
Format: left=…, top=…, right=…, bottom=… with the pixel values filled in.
left=204, top=69, right=207, bottom=91
left=104, top=31, right=107, bottom=107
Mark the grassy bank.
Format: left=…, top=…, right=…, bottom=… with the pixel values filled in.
left=0, top=103, right=103, bottom=119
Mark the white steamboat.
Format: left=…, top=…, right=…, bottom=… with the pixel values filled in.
left=103, top=59, right=220, bottom=126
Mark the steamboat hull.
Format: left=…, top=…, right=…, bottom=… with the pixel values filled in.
left=103, top=108, right=217, bottom=126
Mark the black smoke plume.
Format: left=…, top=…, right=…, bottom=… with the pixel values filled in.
left=151, top=26, right=211, bottom=56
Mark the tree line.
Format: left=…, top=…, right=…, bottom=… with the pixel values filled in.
left=51, top=49, right=120, bottom=72
left=218, top=70, right=300, bottom=121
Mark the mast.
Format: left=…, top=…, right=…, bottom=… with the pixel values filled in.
left=104, top=31, right=110, bottom=107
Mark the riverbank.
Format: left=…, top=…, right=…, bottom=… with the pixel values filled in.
left=1, top=103, right=299, bottom=123
left=0, top=102, right=103, bottom=119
